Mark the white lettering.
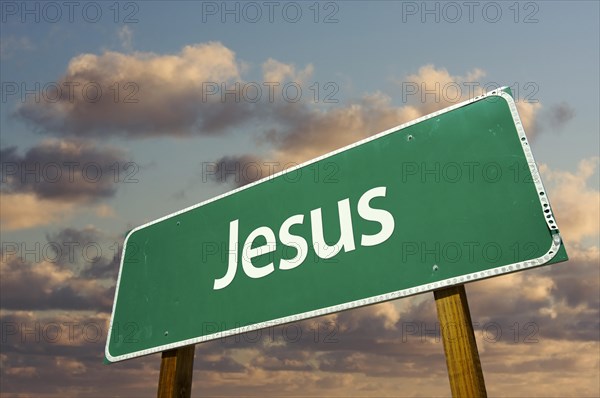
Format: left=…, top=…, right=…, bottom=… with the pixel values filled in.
left=358, top=187, right=395, bottom=246
left=278, top=214, right=308, bottom=270
left=213, top=219, right=239, bottom=290
left=242, top=227, right=276, bottom=278
left=311, top=198, right=355, bottom=259
left=213, top=185, right=395, bottom=289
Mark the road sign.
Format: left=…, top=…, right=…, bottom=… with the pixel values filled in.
left=106, top=88, right=567, bottom=362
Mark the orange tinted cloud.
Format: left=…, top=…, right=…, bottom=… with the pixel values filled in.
left=539, top=157, right=600, bottom=245
left=0, top=193, right=75, bottom=231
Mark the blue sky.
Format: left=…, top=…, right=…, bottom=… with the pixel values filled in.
left=1, top=1, right=599, bottom=397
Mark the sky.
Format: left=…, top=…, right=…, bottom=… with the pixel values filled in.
left=0, top=0, right=599, bottom=397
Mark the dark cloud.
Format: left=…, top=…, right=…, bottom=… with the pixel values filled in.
left=1, top=226, right=123, bottom=312
left=196, top=101, right=258, bottom=135
left=207, top=154, right=267, bottom=188
left=1, top=140, right=131, bottom=203
left=2, top=269, right=599, bottom=397
left=79, top=256, right=119, bottom=280
left=318, top=353, right=363, bottom=373
left=195, top=355, right=246, bottom=373
left=562, top=276, right=600, bottom=308
left=0, top=310, right=159, bottom=398
left=546, top=102, right=576, bottom=130
left=0, top=253, right=114, bottom=312
left=249, top=346, right=314, bottom=372
left=15, top=86, right=257, bottom=138
left=44, top=227, right=121, bottom=280
left=530, top=102, right=576, bottom=135
left=466, top=259, right=599, bottom=343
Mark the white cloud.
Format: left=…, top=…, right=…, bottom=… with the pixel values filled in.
left=16, top=42, right=244, bottom=137
left=262, top=58, right=314, bottom=84
left=401, top=64, right=487, bottom=114
left=539, top=157, right=600, bottom=246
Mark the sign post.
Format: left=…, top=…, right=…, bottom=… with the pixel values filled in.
left=435, top=285, right=487, bottom=397
left=106, top=88, right=567, bottom=396
left=157, top=345, right=195, bottom=398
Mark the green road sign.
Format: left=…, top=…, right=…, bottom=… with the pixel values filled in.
left=106, top=88, right=567, bottom=362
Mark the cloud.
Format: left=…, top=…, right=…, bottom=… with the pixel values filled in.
left=1, top=226, right=121, bottom=311
left=479, top=339, right=599, bottom=397
left=539, top=157, right=600, bottom=245
left=4, top=48, right=597, bottom=395
left=44, top=226, right=121, bottom=280
left=262, top=58, right=314, bottom=84
left=1, top=139, right=129, bottom=202
left=399, top=64, right=541, bottom=138
left=1, top=140, right=130, bottom=230
left=192, top=278, right=597, bottom=396
left=196, top=354, right=246, bottom=373
left=14, top=46, right=501, bottom=147
left=196, top=76, right=435, bottom=192
left=0, top=310, right=161, bottom=397
left=2, top=259, right=598, bottom=398
left=510, top=101, right=575, bottom=137
left=0, top=254, right=113, bottom=312
left=208, top=155, right=266, bottom=188
left=516, top=100, right=542, bottom=137
left=466, top=254, right=599, bottom=343
left=544, top=102, right=576, bottom=131
left=250, top=354, right=313, bottom=372
left=203, top=92, right=418, bottom=190
left=0, top=35, right=34, bottom=58
left=15, top=42, right=247, bottom=137
left=207, top=65, right=544, bottom=188
left=56, top=357, right=87, bottom=374
left=400, top=64, right=487, bottom=114
left=0, top=192, right=118, bottom=232
left=14, top=45, right=543, bottom=152
left=0, top=193, right=76, bottom=231
left=117, top=26, right=133, bottom=51
left=94, top=204, right=116, bottom=218
left=5, top=366, right=37, bottom=377
left=335, top=302, right=402, bottom=334
left=266, top=92, right=421, bottom=165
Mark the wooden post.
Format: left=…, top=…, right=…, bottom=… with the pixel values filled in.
left=157, top=345, right=195, bottom=398
left=434, top=285, right=487, bottom=398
